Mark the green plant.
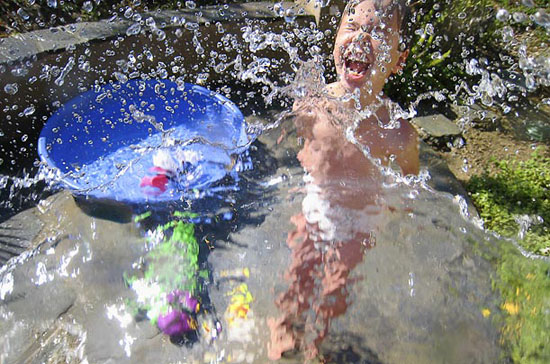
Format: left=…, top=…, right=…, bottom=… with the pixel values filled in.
left=467, top=150, right=550, bottom=363
left=491, top=241, right=550, bottom=364
left=385, top=0, right=494, bottom=105
left=467, top=149, right=550, bottom=256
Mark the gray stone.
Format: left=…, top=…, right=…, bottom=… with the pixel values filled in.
left=412, top=114, right=462, bottom=138
left=0, top=208, right=43, bottom=266
left=0, top=2, right=314, bottom=64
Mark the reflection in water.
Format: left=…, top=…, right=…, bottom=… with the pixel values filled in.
left=268, top=91, right=419, bottom=360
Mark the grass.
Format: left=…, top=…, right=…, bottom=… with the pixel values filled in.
left=466, top=149, right=550, bottom=256
left=466, top=150, right=550, bottom=363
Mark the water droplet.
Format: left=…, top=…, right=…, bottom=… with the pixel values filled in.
left=145, top=17, right=156, bottom=28
left=4, top=83, right=18, bottom=95
left=533, top=9, right=550, bottom=27
left=496, top=9, right=510, bottom=22
left=82, top=1, right=93, bottom=12
left=512, top=12, right=528, bottom=23
left=23, top=105, right=35, bottom=116
left=114, top=72, right=128, bottom=83
left=17, top=8, right=30, bottom=20
left=11, top=67, right=28, bottom=77
left=284, top=8, right=297, bottom=23
left=185, top=1, right=196, bottom=9
left=54, top=57, right=75, bottom=86
left=79, top=61, right=90, bottom=72
left=155, top=29, right=166, bottom=41
left=47, top=0, right=57, bottom=8
left=522, top=0, right=535, bottom=8
left=124, top=7, right=134, bottom=19
left=21, top=134, right=28, bottom=142
left=144, top=50, right=153, bottom=62
left=126, top=22, right=141, bottom=36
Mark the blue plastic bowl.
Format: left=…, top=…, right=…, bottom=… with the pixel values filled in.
left=38, top=79, right=249, bottom=205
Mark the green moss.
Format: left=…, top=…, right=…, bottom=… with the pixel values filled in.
left=467, top=150, right=550, bottom=363
left=466, top=149, right=550, bottom=256
left=492, top=243, right=550, bottom=363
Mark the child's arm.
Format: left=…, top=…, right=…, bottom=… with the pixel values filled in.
left=395, top=121, right=420, bottom=176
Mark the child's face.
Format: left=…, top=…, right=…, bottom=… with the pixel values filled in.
left=333, top=0, right=407, bottom=97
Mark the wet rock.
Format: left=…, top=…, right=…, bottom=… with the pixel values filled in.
left=0, top=2, right=315, bottom=64
left=412, top=114, right=463, bottom=151
left=451, top=103, right=502, bottom=131
left=0, top=208, right=43, bottom=266
left=419, top=141, right=477, bottom=216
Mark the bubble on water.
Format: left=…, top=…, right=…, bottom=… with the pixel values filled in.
left=23, top=105, right=35, bottom=116
left=126, top=23, right=141, bottom=36
left=522, top=0, right=535, bottom=8
left=4, top=83, right=18, bottom=95
left=82, top=1, right=93, bottom=12
left=47, top=0, right=57, bottom=8
left=496, top=9, right=510, bottom=22
left=175, top=77, right=185, bottom=90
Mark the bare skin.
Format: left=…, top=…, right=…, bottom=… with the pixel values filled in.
left=267, top=1, right=419, bottom=361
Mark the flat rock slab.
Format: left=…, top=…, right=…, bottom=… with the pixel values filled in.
left=413, top=114, right=462, bottom=138
left=0, top=2, right=313, bottom=64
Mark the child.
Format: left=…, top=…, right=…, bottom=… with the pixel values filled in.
left=268, top=0, right=419, bottom=360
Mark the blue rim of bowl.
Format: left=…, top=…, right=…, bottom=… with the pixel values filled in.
left=37, top=80, right=245, bottom=192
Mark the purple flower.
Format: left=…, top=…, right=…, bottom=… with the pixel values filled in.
left=166, top=290, right=199, bottom=313
left=181, top=291, right=199, bottom=313
left=157, top=309, right=193, bottom=336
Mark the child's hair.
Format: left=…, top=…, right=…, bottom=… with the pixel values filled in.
left=342, top=0, right=415, bottom=51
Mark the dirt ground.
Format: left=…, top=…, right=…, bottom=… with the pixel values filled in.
left=439, top=126, right=547, bottom=184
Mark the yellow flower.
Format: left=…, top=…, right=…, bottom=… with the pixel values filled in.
left=503, top=302, right=519, bottom=315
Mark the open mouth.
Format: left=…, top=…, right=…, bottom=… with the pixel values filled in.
left=343, top=47, right=371, bottom=78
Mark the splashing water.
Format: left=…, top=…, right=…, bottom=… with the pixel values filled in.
left=0, top=1, right=550, bottom=363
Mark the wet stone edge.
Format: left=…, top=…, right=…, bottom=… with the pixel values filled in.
left=0, top=1, right=312, bottom=65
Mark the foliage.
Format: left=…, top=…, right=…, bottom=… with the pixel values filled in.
left=467, top=149, right=550, bottom=256
left=385, top=0, right=495, bottom=105
left=492, top=241, right=550, bottom=364
left=124, top=211, right=205, bottom=324
left=466, top=150, right=550, bottom=363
